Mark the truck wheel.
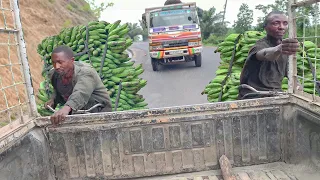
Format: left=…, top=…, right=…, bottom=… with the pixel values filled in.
left=151, top=58, right=159, bottom=71
left=195, top=54, right=202, bottom=67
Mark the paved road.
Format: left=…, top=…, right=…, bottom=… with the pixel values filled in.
left=131, top=42, right=221, bottom=109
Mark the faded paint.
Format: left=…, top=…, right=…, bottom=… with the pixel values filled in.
left=35, top=96, right=290, bottom=127
left=1, top=95, right=320, bottom=179
left=47, top=107, right=282, bottom=179
left=229, top=103, right=238, bottom=109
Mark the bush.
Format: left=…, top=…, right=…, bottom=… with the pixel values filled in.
left=70, top=2, right=78, bottom=9
left=63, top=19, right=72, bottom=28
left=81, top=4, right=91, bottom=12
left=66, top=4, right=74, bottom=11
left=203, top=34, right=225, bottom=45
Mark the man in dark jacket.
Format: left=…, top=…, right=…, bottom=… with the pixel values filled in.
left=164, top=0, right=182, bottom=5
left=45, top=45, right=112, bottom=126
left=238, top=11, right=300, bottom=99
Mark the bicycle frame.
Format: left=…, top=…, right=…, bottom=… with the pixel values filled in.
left=46, top=103, right=104, bottom=114
left=239, top=84, right=288, bottom=100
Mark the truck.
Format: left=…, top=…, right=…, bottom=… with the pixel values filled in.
left=1, top=0, right=320, bottom=180
left=142, top=2, right=202, bottom=71
left=2, top=94, right=320, bottom=179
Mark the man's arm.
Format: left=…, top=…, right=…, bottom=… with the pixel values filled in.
left=49, top=68, right=97, bottom=127
left=256, top=45, right=282, bottom=61
left=64, top=69, right=96, bottom=111
left=256, top=38, right=300, bottom=62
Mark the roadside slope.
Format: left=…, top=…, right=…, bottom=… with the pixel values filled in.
left=0, top=0, right=96, bottom=110
left=20, top=0, right=96, bottom=89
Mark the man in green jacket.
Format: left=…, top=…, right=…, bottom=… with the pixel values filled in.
left=45, top=45, right=112, bottom=126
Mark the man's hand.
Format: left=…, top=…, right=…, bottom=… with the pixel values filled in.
left=44, top=99, right=55, bottom=110
left=50, top=106, right=72, bottom=127
left=297, top=85, right=303, bottom=91
left=281, top=38, right=300, bottom=55
left=296, top=79, right=304, bottom=91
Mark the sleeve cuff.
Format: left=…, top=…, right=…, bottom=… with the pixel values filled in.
left=65, top=101, right=78, bottom=111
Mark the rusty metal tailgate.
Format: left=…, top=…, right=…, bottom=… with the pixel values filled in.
left=36, top=97, right=288, bottom=179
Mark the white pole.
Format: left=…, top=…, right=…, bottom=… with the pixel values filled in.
left=12, top=0, right=37, bottom=117
left=287, top=0, right=298, bottom=94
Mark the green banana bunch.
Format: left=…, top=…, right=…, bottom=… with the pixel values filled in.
left=36, top=20, right=148, bottom=116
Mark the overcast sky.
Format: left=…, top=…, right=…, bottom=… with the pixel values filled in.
left=98, top=0, right=276, bottom=26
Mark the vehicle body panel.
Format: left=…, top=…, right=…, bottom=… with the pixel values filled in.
left=2, top=95, right=320, bottom=179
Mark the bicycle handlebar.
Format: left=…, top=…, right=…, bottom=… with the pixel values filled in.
left=239, top=84, right=288, bottom=100
left=46, top=103, right=104, bottom=114
left=239, top=84, right=260, bottom=93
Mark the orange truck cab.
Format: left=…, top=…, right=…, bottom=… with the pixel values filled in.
left=142, top=2, right=202, bottom=71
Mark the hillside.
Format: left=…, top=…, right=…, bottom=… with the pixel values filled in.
left=21, top=0, right=97, bottom=89
left=0, top=0, right=96, bottom=112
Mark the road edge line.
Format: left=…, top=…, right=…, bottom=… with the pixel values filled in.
left=126, top=48, right=134, bottom=59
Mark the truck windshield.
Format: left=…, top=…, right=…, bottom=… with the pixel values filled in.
left=150, top=9, right=198, bottom=28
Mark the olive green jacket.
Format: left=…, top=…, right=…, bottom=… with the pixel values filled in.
left=48, top=62, right=112, bottom=113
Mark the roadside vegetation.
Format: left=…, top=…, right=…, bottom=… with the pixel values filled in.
left=122, top=0, right=319, bottom=47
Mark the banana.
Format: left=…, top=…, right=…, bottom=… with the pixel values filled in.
left=37, top=20, right=149, bottom=111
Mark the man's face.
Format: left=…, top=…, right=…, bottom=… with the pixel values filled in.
left=52, top=52, right=74, bottom=76
left=265, top=14, right=288, bottom=40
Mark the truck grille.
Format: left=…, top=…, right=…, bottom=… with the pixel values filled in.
left=163, top=41, right=188, bottom=48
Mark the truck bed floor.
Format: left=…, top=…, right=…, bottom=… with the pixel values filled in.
left=134, top=162, right=320, bottom=180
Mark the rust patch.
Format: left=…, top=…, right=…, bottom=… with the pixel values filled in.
left=157, top=119, right=169, bottom=123
left=229, top=103, right=238, bottom=109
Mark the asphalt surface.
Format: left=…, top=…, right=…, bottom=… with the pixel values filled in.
left=131, top=42, right=221, bottom=109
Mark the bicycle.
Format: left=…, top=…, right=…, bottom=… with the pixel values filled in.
left=46, top=103, right=105, bottom=114
left=239, top=84, right=288, bottom=100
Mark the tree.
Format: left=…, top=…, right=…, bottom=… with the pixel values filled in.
left=212, top=22, right=229, bottom=37
left=127, top=23, right=145, bottom=40
left=198, top=7, right=226, bottom=39
left=295, top=3, right=319, bottom=37
left=233, top=3, right=254, bottom=33
left=222, top=0, right=228, bottom=24
left=197, top=7, right=204, bottom=19
left=255, top=0, right=318, bottom=34
left=254, top=0, right=320, bottom=46
left=84, top=0, right=114, bottom=19
left=138, top=20, right=148, bottom=41
left=254, top=0, right=288, bottom=31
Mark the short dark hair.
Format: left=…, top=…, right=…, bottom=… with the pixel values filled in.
left=263, top=10, right=286, bottom=28
left=164, top=0, right=182, bottom=5
left=52, top=45, right=74, bottom=59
